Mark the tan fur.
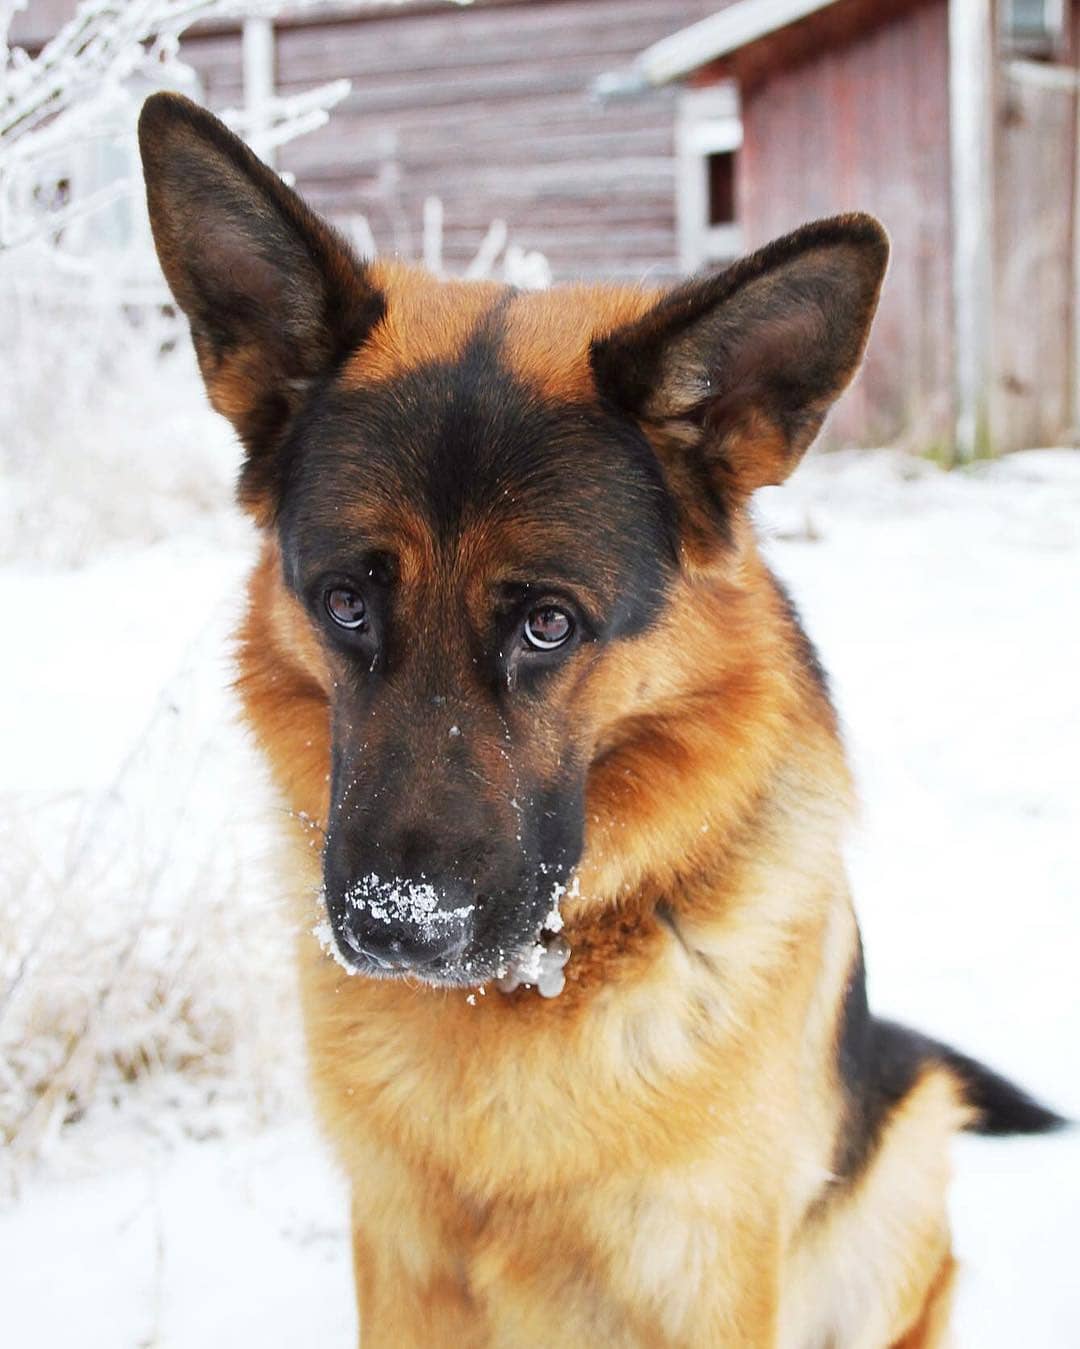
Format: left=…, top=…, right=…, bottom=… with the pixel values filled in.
left=890, top=1256, right=957, bottom=1349
left=499, top=284, right=658, bottom=401
left=234, top=266, right=966, bottom=1347
left=346, top=262, right=504, bottom=384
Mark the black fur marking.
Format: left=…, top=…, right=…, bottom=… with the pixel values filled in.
left=685, top=439, right=734, bottom=544
left=832, top=938, right=907, bottom=1181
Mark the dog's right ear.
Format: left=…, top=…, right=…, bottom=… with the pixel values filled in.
left=138, top=93, right=384, bottom=510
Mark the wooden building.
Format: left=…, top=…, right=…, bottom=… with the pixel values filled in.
left=604, top=0, right=1080, bottom=456
left=14, top=0, right=1077, bottom=453
left=12, top=0, right=735, bottom=283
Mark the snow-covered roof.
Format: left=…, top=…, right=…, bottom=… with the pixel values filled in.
left=594, top=0, right=842, bottom=96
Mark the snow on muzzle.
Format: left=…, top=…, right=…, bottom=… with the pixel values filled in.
left=336, top=872, right=475, bottom=970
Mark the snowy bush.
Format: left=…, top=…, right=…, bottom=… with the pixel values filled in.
left=0, top=656, right=297, bottom=1178
left=0, top=0, right=353, bottom=567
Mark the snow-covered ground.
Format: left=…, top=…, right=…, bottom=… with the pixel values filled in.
left=1, top=447, right=1077, bottom=1346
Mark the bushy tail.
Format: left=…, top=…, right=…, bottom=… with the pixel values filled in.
left=937, top=1043, right=1068, bottom=1137
left=874, top=1019, right=1067, bottom=1137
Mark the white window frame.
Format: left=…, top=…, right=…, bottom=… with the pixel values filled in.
left=675, top=84, right=743, bottom=273
left=1000, top=0, right=1067, bottom=56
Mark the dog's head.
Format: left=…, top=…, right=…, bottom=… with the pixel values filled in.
left=139, top=94, right=887, bottom=988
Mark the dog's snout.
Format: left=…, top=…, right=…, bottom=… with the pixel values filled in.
left=323, top=759, right=533, bottom=979
left=391, top=826, right=486, bottom=884
left=335, top=873, right=476, bottom=972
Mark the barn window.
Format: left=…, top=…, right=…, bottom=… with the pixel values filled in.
left=1001, top=0, right=1066, bottom=56
left=707, top=151, right=737, bottom=227
left=676, top=84, right=743, bottom=272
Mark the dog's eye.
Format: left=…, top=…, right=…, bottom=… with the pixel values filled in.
left=326, top=587, right=368, bottom=631
left=523, top=605, right=572, bottom=651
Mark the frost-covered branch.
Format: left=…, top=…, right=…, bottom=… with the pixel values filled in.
left=0, top=0, right=381, bottom=145
left=0, top=0, right=363, bottom=256
left=219, top=75, right=350, bottom=156
left=3, top=0, right=223, bottom=145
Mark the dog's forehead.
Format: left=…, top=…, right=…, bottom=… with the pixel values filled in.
left=346, top=261, right=657, bottom=394
left=281, top=268, right=675, bottom=596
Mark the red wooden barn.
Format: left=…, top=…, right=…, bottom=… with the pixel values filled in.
left=600, top=0, right=1080, bottom=457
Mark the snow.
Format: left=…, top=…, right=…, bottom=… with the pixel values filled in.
left=343, top=873, right=474, bottom=933
left=0, top=538, right=250, bottom=794
left=0, top=1116, right=356, bottom=1349
left=543, top=904, right=565, bottom=934
left=313, top=916, right=359, bottom=976
left=1, top=447, right=1078, bottom=1343
left=495, top=874, right=574, bottom=997
left=496, top=933, right=571, bottom=999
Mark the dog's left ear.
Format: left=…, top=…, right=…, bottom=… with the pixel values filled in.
left=591, top=214, right=888, bottom=540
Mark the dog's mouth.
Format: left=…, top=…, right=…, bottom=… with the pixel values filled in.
left=314, top=873, right=574, bottom=996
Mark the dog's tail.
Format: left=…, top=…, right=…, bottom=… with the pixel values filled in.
left=940, top=1043, right=1068, bottom=1136
left=876, top=1019, right=1068, bottom=1136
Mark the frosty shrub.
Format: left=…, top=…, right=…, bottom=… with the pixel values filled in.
left=0, top=632, right=302, bottom=1183
left=0, top=0, right=354, bottom=567
left=0, top=0, right=547, bottom=569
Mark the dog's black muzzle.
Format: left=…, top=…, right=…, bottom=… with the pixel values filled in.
left=333, top=873, right=476, bottom=974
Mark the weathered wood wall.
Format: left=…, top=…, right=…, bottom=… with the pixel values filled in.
left=733, top=0, right=954, bottom=451
left=991, top=4, right=1078, bottom=451
left=181, top=0, right=727, bottom=282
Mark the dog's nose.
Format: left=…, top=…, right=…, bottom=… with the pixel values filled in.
left=341, top=912, right=469, bottom=970
left=337, top=876, right=475, bottom=971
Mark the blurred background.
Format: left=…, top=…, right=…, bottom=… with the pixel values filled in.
left=0, top=1, right=1077, bottom=1345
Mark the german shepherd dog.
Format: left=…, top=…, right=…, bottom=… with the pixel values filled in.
left=139, top=94, right=1062, bottom=1347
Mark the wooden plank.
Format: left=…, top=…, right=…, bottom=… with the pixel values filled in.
left=282, top=121, right=676, bottom=174
left=303, top=186, right=676, bottom=225
left=274, top=5, right=718, bottom=79
left=274, top=88, right=679, bottom=143
left=7, top=0, right=77, bottom=48
left=949, top=0, right=994, bottom=460
left=993, top=58, right=1076, bottom=449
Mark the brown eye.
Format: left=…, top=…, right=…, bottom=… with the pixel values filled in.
left=523, top=605, right=572, bottom=651
left=326, top=587, right=367, bottom=631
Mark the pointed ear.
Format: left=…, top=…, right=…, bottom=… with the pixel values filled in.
left=137, top=93, right=385, bottom=506
left=591, top=214, right=888, bottom=543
